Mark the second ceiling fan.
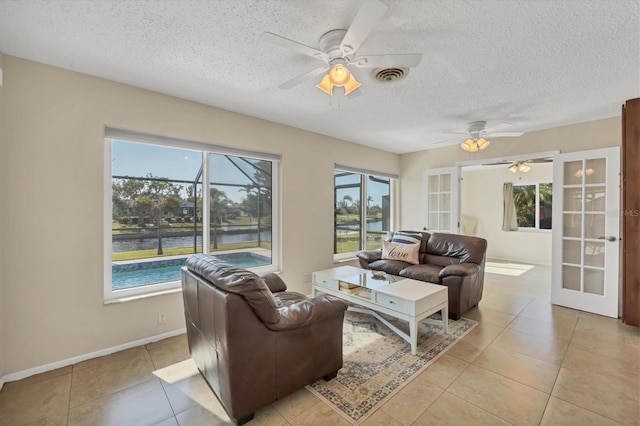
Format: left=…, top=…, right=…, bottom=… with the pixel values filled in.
left=261, top=0, right=423, bottom=96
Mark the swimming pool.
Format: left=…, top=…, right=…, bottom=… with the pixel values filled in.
left=112, top=252, right=272, bottom=290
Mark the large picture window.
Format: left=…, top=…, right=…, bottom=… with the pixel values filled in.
left=513, top=182, right=553, bottom=230
left=105, top=130, right=279, bottom=301
left=334, top=167, right=394, bottom=258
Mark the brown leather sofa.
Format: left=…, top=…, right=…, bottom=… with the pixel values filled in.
left=181, top=254, right=347, bottom=425
left=357, top=232, right=487, bottom=319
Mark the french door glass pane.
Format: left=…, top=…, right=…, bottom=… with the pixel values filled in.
left=584, top=213, right=605, bottom=239
left=585, top=158, right=606, bottom=184
left=584, top=241, right=605, bottom=268
left=564, top=161, right=583, bottom=185
left=562, top=265, right=581, bottom=291
left=584, top=268, right=605, bottom=295
left=428, top=175, right=439, bottom=192
left=563, top=213, right=582, bottom=238
left=428, top=193, right=439, bottom=208
left=585, top=187, right=606, bottom=211
left=563, top=240, right=581, bottom=264
left=563, top=187, right=582, bottom=211
left=440, top=174, right=451, bottom=191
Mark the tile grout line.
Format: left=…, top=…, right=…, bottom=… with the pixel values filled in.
left=541, top=315, right=630, bottom=426
left=145, top=345, right=179, bottom=424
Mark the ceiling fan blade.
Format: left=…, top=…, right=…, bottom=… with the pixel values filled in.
left=261, top=32, right=329, bottom=62
left=483, top=122, right=513, bottom=132
left=529, top=158, right=553, bottom=163
left=340, top=0, right=388, bottom=55
left=433, top=136, right=464, bottom=145
left=352, top=53, right=423, bottom=68
left=489, top=132, right=524, bottom=137
left=277, top=66, right=329, bottom=89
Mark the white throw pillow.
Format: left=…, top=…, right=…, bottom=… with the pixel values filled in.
left=381, top=241, right=420, bottom=265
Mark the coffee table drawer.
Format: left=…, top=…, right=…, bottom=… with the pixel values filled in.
left=376, top=293, right=411, bottom=313
left=312, top=274, right=338, bottom=290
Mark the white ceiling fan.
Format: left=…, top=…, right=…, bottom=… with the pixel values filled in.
left=260, top=0, right=422, bottom=97
left=436, top=121, right=525, bottom=152
left=482, top=157, right=553, bottom=173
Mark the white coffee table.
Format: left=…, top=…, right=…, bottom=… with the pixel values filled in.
left=312, top=266, right=448, bottom=355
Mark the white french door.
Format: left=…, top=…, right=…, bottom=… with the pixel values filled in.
left=423, top=167, right=459, bottom=233
left=551, top=147, right=621, bottom=317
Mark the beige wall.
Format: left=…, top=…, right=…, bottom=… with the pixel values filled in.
left=0, top=53, right=5, bottom=380
left=1, top=56, right=400, bottom=374
left=400, top=117, right=621, bottom=231
left=461, top=163, right=553, bottom=264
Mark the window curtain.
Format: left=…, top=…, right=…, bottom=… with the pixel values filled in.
left=503, top=183, right=518, bottom=231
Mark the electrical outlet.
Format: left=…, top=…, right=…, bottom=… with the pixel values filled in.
left=157, top=312, right=167, bottom=325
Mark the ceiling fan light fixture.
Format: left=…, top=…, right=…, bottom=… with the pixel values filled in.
left=343, top=74, right=362, bottom=95
left=519, top=163, right=531, bottom=173
left=477, top=138, right=490, bottom=150
left=329, top=63, right=350, bottom=86
left=509, top=164, right=518, bottom=173
left=461, top=137, right=490, bottom=153
left=316, top=63, right=362, bottom=96
left=461, top=139, right=479, bottom=153
left=316, top=74, right=334, bottom=96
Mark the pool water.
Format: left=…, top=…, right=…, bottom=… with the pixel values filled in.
left=112, top=253, right=272, bottom=290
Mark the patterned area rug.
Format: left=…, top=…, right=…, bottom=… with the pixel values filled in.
left=307, top=310, right=477, bottom=424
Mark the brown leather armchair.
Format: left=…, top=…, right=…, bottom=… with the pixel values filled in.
left=181, top=254, right=347, bottom=425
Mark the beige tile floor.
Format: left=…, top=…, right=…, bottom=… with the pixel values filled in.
left=1, top=260, right=639, bottom=425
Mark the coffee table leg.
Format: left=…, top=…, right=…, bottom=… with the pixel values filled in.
left=442, top=306, right=449, bottom=334
left=410, top=319, right=418, bottom=355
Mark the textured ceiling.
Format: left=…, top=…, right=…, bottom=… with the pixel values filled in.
left=1, top=0, right=638, bottom=154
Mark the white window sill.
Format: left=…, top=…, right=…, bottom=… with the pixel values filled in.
left=104, top=287, right=182, bottom=305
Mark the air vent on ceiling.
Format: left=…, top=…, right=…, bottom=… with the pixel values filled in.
left=371, top=67, right=408, bottom=83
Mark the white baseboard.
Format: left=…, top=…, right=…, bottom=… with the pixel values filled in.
left=0, top=327, right=186, bottom=390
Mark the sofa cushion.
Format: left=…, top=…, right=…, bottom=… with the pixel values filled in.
left=398, top=264, right=443, bottom=284
left=427, top=233, right=487, bottom=264
left=423, top=253, right=461, bottom=267
left=368, top=259, right=411, bottom=276
left=382, top=240, right=420, bottom=265
left=186, top=254, right=281, bottom=324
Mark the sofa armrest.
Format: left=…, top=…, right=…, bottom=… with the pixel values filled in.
left=267, top=295, right=348, bottom=331
left=439, top=263, right=479, bottom=278
left=356, top=249, right=382, bottom=264
left=261, top=273, right=287, bottom=293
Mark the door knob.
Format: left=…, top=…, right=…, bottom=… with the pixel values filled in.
left=597, top=236, right=617, bottom=242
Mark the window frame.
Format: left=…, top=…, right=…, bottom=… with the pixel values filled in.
left=333, top=166, right=397, bottom=261
left=104, top=130, right=280, bottom=302
left=512, top=181, right=553, bottom=232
